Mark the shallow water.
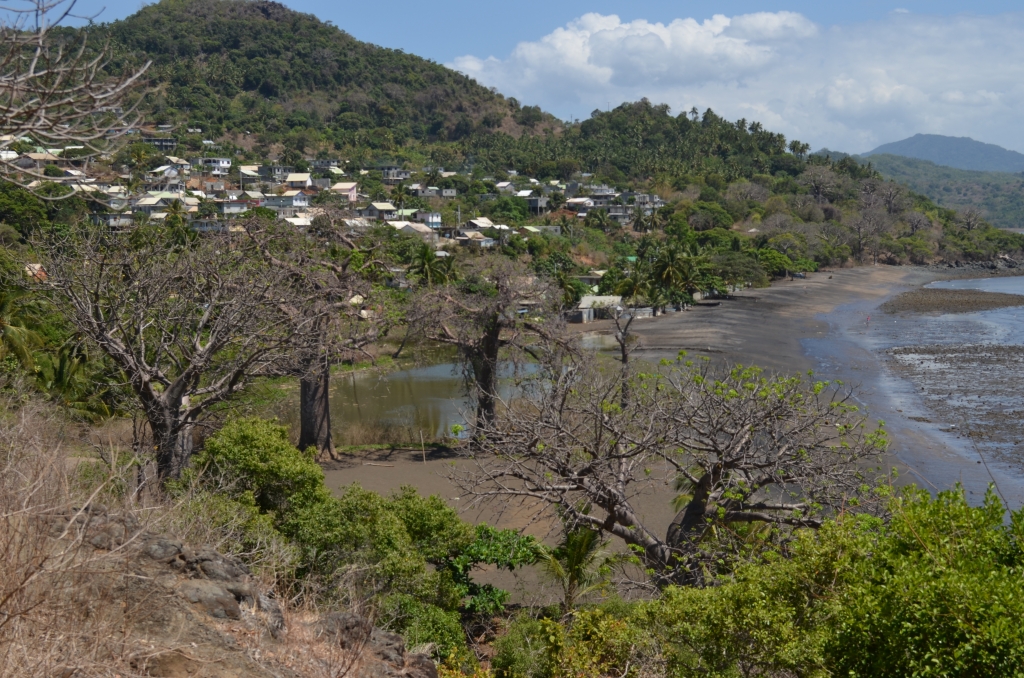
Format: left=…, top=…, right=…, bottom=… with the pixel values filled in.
left=272, top=362, right=471, bottom=444
left=805, top=274, right=1024, bottom=508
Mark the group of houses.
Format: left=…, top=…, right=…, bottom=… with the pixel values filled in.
left=2, top=131, right=665, bottom=257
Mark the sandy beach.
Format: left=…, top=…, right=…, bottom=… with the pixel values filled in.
left=317, top=265, right=1024, bottom=601
left=323, top=265, right=1024, bottom=548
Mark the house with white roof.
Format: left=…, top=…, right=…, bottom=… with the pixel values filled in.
left=285, top=173, right=312, bottom=189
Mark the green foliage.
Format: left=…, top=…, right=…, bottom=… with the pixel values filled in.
left=755, top=248, right=795, bottom=277
left=871, top=153, right=1024, bottom=229
left=189, top=418, right=536, bottom=659
left=494, top=606, right=654, bottom=678
left=382, top=595, right=469, bottom=664
left=195, top=417, right=329, bottom=517
left=645, top=486, right=1024, bottom=677
left=102, top=0, right=530, bottom=147
left=492, top=614, right=553, bottom=678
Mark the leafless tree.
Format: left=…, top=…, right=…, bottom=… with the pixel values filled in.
left=410, top=255, right=563, bottom=428
left=849, top=207, right=892, bottom=264
left=957, top=207, right=985, bottom=232
left=31, top=221, right=323, bottom=480
left=878, top=181, right=908, bottom=216
left=725, top=181, right=769, bottom=203
left=798, top=166, right=841, bottom=203
left=817, top=221, right=853, bottom=255
left=451, top=354, right=886, bottom=586
left=244, top=212, right=393, bottom=460
left=905, top=211, right=932, bottom=236
left=0, top=0, right=149, bottom=191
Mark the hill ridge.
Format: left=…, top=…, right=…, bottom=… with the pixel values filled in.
left=866, top=133, right=1024, bottom=173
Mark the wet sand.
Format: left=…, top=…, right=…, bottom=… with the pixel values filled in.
left=582, top=266, right=928, bottom=371
left=326, top=267, right=932, bottom=518
left=881, top=288, right=1024, bottom=314
left=320, top=265, right=1024, bottom=601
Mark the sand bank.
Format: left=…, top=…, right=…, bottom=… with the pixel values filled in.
left=881, top=288, right=1024, bottom=315
left=325, top=266, right=943, bottom=524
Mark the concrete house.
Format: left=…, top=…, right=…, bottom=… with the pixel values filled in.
left=363, top=202, right=397, bottom=220
left=415, top=211, right=443, bottom=229
left=191, top=157, right=232, bottom=176
left=382, top=167, right=412, bottom=185
left=258, top=165, right=294, bottom=182
left=330, top=182, right=358, bottom=202
left=285, top=173, right=312, bottom=189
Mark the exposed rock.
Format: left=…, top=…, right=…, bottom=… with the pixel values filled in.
left=318, top=613, right=438, bottom=678
left=50, top=514, right=440, bottom=677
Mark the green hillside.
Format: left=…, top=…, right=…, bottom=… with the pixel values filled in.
left=867, top=134, right=1024, bottom=173
left=100, top=0, right=557, bottom=152
left=868, top=154, right=1024, bottom=229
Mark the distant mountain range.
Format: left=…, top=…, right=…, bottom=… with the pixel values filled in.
left=864, top=134, right=1024, bottom=173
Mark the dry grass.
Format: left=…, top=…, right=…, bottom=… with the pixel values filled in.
left=0, top=391, right=154, bottom=677
left=0, top=382, right=381, bottom=677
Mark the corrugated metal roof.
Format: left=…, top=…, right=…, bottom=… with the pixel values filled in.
left=578, top=295, right=622, bottom=309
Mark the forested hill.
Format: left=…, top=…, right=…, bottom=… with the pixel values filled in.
left=866, top=134, right=1024, bottom=173
left=868, top=154, right=1024, bottom=229
left=100, top=0, right=558, bottom=149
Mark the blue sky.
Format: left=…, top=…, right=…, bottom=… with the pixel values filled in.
left=64, top=1, right=1024, bottom=153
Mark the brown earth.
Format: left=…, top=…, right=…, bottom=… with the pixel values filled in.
left=321, top=266, right=940, bottom=605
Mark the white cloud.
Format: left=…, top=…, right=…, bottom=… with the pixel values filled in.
left=450, top=12, right=1024, bottom=153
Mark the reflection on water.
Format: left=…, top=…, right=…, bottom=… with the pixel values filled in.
left=927, top=276, right=1024, bottom=296
left=272, top=363, right=470, bottom=444
left=273, top=361, right=538, bottom=445
left=335, top=363, right=471, bottom=439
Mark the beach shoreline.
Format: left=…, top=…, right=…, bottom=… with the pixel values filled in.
left=323, top=265, right=1024, bottom=531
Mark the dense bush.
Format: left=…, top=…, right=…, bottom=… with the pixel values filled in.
left=186, top=418, right=537, bottom=661
left=487, top=487, right=1024, bottom=678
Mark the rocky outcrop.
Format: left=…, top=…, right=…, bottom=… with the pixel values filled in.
left=50, top=504, right=437, bottom=678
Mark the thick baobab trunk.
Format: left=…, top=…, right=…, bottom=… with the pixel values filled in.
left=152, top=418, right=194, bottom=480
left=298, top=362, right=336, bottom=460
left=472, top=320, right=502, bottom=428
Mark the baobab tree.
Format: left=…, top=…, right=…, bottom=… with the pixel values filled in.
left=32, top=222, right=324, bottom=480
left=244, top=213, right=394, bottom=460
left=410, top=255, right=562, bottom=428
left=451, top=351, right=887, bottom=586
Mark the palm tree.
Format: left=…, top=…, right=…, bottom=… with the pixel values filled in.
left=436, top=255, right=459, bottom=284
left=539, top=527, right=616, bottom=618
left=585, top=209, right=610, bottom=232
left=653, top=244, right=686, bottom=291
left=35, top=344, right=115, bottom=422
left=0, top=287, right=43, bottom=368
left=407, top=243, right=444, bottom=285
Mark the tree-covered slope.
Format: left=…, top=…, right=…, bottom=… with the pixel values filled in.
left=868, top=154, right=1024, bottom=229
left=101, top=0, right=556, bottom=148
left=866, top=134, right=1024, bottom=173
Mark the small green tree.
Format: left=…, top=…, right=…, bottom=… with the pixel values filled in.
left=539, top=527, right=618, bottom=618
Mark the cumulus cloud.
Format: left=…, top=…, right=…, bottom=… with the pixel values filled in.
left=450, top=12, right=1024, bottom=153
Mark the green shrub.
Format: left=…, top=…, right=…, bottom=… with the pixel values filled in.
left=492, top=614, right=553, bottom=678
left=383, top=594, right=469, bottom=664
left=645, top=487, right=1024, bottom=677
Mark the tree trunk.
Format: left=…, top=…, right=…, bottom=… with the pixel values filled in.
left=152, top=417, right=193, bottom=481
left=299, top=362, right=336, bottom=461
left=473, top=320, right=502, bottom=428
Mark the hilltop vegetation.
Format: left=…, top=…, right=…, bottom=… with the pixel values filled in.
left=868, top=154, right=1024, bottom=229
left=101, top=0, right=558, bottom=154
